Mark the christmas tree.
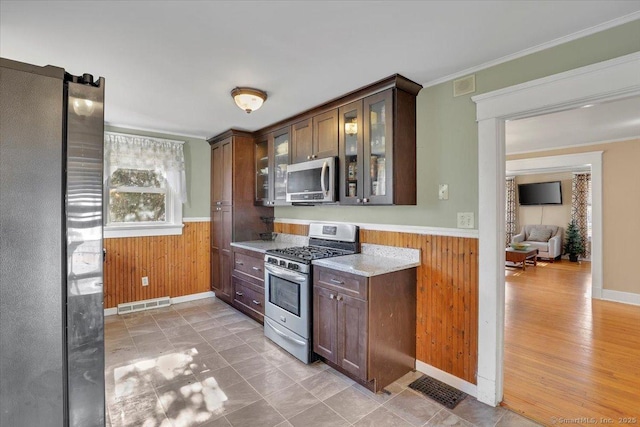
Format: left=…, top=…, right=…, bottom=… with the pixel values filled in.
left=564, top=220, right=584, bottom=262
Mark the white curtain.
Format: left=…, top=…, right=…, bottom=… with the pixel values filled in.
left=571, top=172, right=591, bottom=258
left=505, top=176, right=517, bottom=247
left=104, top=132, right=187, bottom=203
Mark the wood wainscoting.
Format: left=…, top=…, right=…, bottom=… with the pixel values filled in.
left=274, top=222, right=479, bottom=385
left=104, top=221, right=210, bottom=309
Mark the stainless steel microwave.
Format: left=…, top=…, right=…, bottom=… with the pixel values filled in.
left=285, top=157, right=336, bottom=203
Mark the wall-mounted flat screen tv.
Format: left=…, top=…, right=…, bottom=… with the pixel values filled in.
left=518, top=181, right=562, bottom=205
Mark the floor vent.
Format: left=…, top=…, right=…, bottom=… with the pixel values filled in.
left=408, top=375, right=466, bottom=409
left=117, top=296, right=171, bottom=315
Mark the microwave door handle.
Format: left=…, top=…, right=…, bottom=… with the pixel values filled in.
left=321, top=161, right=328, bottom=195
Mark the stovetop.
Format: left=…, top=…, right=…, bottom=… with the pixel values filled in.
left=266, top=245, right=353, bottom=263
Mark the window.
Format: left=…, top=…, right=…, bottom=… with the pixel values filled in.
left=104, top=132, right=186, bottom=238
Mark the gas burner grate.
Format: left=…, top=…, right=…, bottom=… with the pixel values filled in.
left=408, top=375, right=466, bottom=409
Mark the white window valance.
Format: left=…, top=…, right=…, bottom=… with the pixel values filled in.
left=104, top=132, right=187, bottom=203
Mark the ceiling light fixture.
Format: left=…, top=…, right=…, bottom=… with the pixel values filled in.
left=231, top=87, right=267, bottom=114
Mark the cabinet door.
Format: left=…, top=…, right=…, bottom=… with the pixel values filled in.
left=337, top=293, right=368, bottom=379
left=220, top=206, right=233, bottom=299
left=211, top=143, right=223, bottom=205
left=221, top=139, right=233, bottom=205
left=291, top=118, right=312, bottom=164
left=363, top=90, right=393, bottom=205
left=313, top=285, right=338, bottom=364
left=272, top=127, right=290, bottom=205
left=313, top=109, right=338, bottom=159
left=338, top=101, right=364, bottom=205
left=211, top=209, right=222, bottom=292
left=255, top=135, right=269, bottom=205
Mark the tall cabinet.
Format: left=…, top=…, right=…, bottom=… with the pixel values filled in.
left=208, top=130, right=273, bottom=303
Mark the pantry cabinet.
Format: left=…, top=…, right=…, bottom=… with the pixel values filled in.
left=209, top=130, right=273, bottom=304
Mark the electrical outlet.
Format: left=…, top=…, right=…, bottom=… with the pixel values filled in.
left=457, top=212, right=474, bottom=229
left=142, top=276, right=149, bottom=287
left=438, top=184, right=449, bottom=200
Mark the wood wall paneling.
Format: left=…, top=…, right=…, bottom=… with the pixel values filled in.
left=275, top=223, right=479, bottom=384
left=104, top=222, right=211, bottom=308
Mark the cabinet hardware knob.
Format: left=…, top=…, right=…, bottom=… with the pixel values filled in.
left=216, top=201, right=221, bottom=205
left=252, top=266, right=262, bottom=271
left=252, top=300, right=261, bottom=305
left=356, top=199, right=361, bottom=203
left=330, top=278, right=344, bottom=285
left=307, top=155, right=311, bottom=160
left=336, top=295, right=343, bottom=301
left=235, top=261, right=244, bottom=265
left=363, top=198, right=369, bottom=203
left=329, top=294, right=335, bottom=299
left=236, top=291, right=243, bottom=296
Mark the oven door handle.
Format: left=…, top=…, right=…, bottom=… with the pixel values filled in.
left=265, top=319, right=306, bottom=346
left=265, top=264, right=307, bottom=282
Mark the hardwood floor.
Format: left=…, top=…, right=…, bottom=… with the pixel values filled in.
left=503, top=260, right=640, bottom=426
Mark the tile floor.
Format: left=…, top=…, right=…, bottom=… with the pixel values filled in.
left=105, top=297, right=540, bottom=427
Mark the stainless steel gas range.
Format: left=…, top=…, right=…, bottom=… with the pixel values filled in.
left=263, top=223, right=359, bottom=363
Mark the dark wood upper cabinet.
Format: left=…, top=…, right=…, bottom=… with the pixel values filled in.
left=291, top=110, right=338, bottom=164
left=312, top=109, right=338, bottom=159
left=256, top=127, right=291, bottom=206
left=291, top=119, right=312, bottom=164
left=339, top=88, right=416, bottom=205
left=226, top=74, right=421, bottom=205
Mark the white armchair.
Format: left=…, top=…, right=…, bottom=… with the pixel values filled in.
left=512, top=225, right=563, bottom=261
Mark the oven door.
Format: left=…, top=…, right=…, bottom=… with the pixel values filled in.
left=264, top=263, right=309, bottom=338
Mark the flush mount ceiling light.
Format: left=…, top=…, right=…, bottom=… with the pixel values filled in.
left=231, top=87, right=267, bottom=114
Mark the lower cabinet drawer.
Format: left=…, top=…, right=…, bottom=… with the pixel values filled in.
left=232, top=276, right=265, bottom=317
left=316, top=267, right=368, bottom=300
left=233, top=251, right=264, bottom=281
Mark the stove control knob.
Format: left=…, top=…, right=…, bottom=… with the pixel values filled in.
left=267, top=257, right=278, bottom=264
left=287, top=263, right=299, bottom=270
left=279, top=260, right=286, bottom=267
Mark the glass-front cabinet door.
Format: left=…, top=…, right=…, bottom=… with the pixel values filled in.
left=255, top=135, right=269, bottom=204
left=271, top=127, right=290, bottom=205
left=339, top=100, right=363, bottom=204
left=363, top=90, right=393, bottom=204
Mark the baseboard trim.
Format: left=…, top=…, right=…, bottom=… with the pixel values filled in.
left=171, top=291, right=216, bottom=304
left=104, top=307, right=118, bottom=317
left=104, top=291, right=216, bottom=316
left=415, top=360, right=477, bottom=398
left=601, top=289, right=640, bottom=306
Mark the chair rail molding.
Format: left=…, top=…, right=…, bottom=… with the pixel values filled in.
left=472, top=52, right=640, bottom=407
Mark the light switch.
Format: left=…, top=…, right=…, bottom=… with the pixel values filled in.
left=457, top=212, right=474, bottom=229
left=438, top=184, right=449, bottom=200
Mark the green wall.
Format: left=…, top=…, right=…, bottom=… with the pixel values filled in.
left=105, top=125, right=210, bottom=218
left=275, top=20, right=640, bottom=228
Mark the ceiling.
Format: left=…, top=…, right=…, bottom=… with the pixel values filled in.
left=506, top=96, right=640, bottom=155
left=1, top=1, right=639, bottom=139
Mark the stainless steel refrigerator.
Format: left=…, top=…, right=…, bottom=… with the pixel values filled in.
left=0, top=58, right=105, bottom=427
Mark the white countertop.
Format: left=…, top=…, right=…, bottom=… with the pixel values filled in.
left=230, top=233, right=308, bottom=254
left=312, top=253, right=420, bottom=277
left=230, top=240, right=294, bottom=254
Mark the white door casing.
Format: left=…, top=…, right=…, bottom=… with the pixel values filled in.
left=472, top=52, right=640, bottom=406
